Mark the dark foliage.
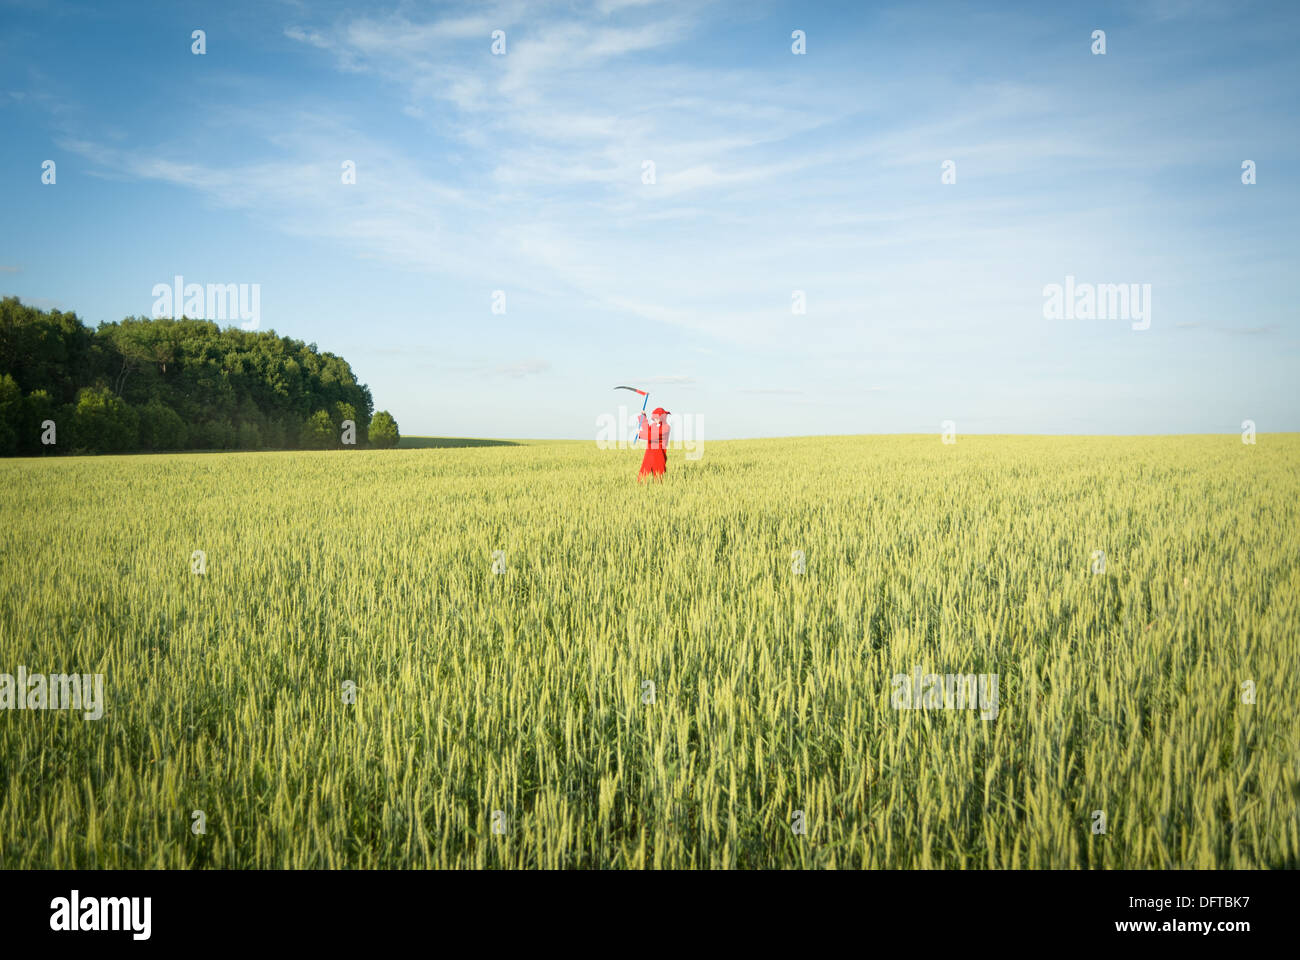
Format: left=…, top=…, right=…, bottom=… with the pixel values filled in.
left=0, top=297, right=396, bottom=455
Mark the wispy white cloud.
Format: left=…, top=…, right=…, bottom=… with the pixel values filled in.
left=42, top=0, right=1300, bottom=441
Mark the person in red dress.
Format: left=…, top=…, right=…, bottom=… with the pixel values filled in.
left=637, top=407, right=670, bottom=482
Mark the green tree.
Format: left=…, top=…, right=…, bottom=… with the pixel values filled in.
left=0, top=374, right=20, bottom=455
left=68, top=385, right=138, bottom=453
left=0, top=300, right=385, bottom=456
left=237, top=421, right=262, bottom=450
left=210, top=419, right=237, bottom=450
left=300, top=409, right=335, bottom=449
left=368, top=410, right=399, bottom=448
left=21, top=389, right=57, bottom=454
left=0, top=297, right=94, bottom=403
left=138, top=399, right=188, bottom=451
left=263, top=416, right=291, bottom=450
left=333, top=401, right=359, bottom=447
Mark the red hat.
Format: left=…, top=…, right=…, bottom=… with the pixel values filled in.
left=652, top=407, right=669, bottom=416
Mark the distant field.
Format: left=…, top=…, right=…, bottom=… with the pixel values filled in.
left=398, top=436, right=524, bottom=449
left=1, top=435, right=1297, bottom=868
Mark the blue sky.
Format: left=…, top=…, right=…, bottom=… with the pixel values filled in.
left=1, top=0, right=1297, bottom=439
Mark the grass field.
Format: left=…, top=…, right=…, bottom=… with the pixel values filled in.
left=1, top=435, right=1297, bottom=868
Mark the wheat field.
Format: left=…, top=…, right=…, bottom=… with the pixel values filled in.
left=1, top=435, right=1297, bottom=868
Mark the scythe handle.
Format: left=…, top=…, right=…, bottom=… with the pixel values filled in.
left=633, top=392, right=649, bottom=444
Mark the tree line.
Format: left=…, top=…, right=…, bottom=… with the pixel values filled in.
left=0, top=297, right=399, bottom=455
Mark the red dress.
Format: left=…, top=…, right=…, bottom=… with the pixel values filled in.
left=638, top=418, right=669, bottom=481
